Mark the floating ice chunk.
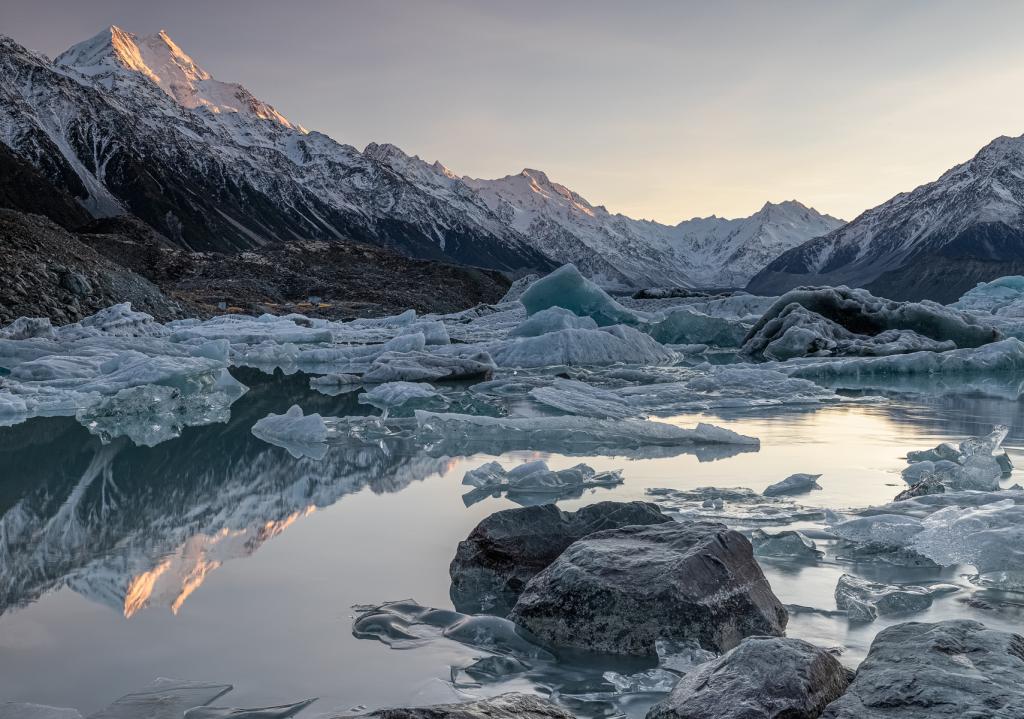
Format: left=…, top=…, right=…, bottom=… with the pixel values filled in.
left=347, top=309, right=417, bottom=328
left=750, top=529, right=823, bottom=560
left=952, top=275, right=1024, bottom=317
left=462, top=460, right=623, bottom=497
left=297, top=333, right=426, bottom=370
left=488, top=325, right=674, bottom=368
left=398, top=320, right=450, bottom=345
left=763, top=473, right=822, bottom=497
left=790, top=337, right=1024, bottom=378
left=834, top=574, right=936, bottom=622
left=647, top=307, right=749, bottom=347
left=911, top=499, right=1024, bottom=589
left=183, top=698, right=317, bottom=718
left=358, top=382, right=444, bottom=412
left=0, top=317, right=55, bottom=340
left=251, top=405, right=330, bottom=459
left=744, top=285, right=1000, bottom=357
left=59, top=303, right=167, bottom=340
left=500, top=273, right=540, bottom=303
left=829, top=514, right=924, bottom=546
left=602, top=668, right=680, bottom=694
left=232, top=340, right=300, bottom=366
left=907, top=441, right=963, bottom=463
left=742, top=301, right=959, bottom=360
left=416, top=411, right=757, bottom=456
left=170, top=314, right=332, bottom=345
left=527, top=368, right=839, bottom=419
left=352, top=599, right=553, bottom=660
left=0, top=705, right=81, bottom=719
left=87, top=678, right=233, bottom=719
left=361, top=350, right=496, bottom=383
left=520, top=264, right=641, bottom=326
left=76, top=379, right=247, bottom=447
left=646, top=487, right=824, bottom=526
left=509, top=306, right=599, bottom=337
left=901, top=426, right=1010, bottom=492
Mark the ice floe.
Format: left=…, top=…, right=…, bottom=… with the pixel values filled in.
left=250, top=404, right=332, bottom=458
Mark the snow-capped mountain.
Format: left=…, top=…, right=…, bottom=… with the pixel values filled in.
left=464, top=169, right=842, bottom=288
left=671, top=200, right=844, bottom=287
left=748, top=134, right=1024, bottom=301
left=0, top=27, right=554, bottom=271
left=0, top=25, right=841, bottom=287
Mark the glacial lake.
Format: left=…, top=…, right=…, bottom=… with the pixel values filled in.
left=2, top=367, right=1024, bottom=717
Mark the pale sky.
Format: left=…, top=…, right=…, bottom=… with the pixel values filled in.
left=7, top=0, right=1024, bottom=223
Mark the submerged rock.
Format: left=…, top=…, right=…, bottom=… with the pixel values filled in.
left=508, top=521, right=788, bottom=656
left=834, top=574, right=934, bottom=622
left=763, top=473, right=823, bottom=497
left=821, top=620, right=1024, bottom=718
left=353, top=693, right=576, bottom=718
left=449, top=501, right=670, bottom=614
left=647, top=636, right=851, bottom=719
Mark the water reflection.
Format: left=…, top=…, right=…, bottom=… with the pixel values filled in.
left=0, top=369, right=453, bottom=619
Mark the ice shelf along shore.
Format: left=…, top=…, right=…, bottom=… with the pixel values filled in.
left=8, top=266, right=1024, bottom=716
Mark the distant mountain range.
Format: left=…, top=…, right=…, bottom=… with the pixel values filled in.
left=748, top=134, right=1024, bottom=301
left=0, top=27, right=842, bottom=289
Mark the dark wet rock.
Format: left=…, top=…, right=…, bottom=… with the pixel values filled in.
left=508, top=521, right=788, bottom=656
left=834, top=574, right=934, bottom=622
left=763, top=473, right=822, bottom=497
left=353, top=693, right=576, bottom=718
left=449, top=500, right=670, bottom=614
left=821, top=620, right=1024, bottom=718
left=647, top=636, right=851, bottom=719
left=893, top=475, right=946, bottom=501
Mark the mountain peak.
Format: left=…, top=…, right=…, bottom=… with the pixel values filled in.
left=56, top=26, right=304, bottom=133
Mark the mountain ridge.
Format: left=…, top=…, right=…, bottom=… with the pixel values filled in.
left=748, top=133, right=1024, bottom=301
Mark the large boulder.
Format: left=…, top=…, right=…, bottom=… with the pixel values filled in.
left=821, top=620, right=1024, bottom=718
left=508, top=521, right=788, bottom=656
left=353, top=693, right=575, bottom=718
left=647, top=636, right=851, bottom=719
left=449, top=501, right=671, bottom=614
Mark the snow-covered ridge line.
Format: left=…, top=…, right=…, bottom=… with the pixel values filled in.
left=2, top=26, right=838, bottom=286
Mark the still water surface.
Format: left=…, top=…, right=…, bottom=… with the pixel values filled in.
left=1, top=368, right=1023, bottom=716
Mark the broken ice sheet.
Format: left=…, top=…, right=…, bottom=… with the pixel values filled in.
left=183, top=698, right=317, bottom=718
left=645, top=487, right=824, bottom=527
left=461, top=460, right=623, bottom=505
left=86, top=678, right=232, bottom=719
left=414, top=410, right=758, bottom=461
left=351, top=599, right=553, bottom=661
left=0, top=706, right=82, bottom=719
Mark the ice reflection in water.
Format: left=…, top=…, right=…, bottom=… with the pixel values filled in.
left=1, top=369, right=1024, bottom=716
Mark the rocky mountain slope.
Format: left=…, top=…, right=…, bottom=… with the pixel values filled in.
left=0, top=27, right=553, bottom=271
left=748, top=134, right=1024, bottom=301
left=2, top=26, right=847, bottom=290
